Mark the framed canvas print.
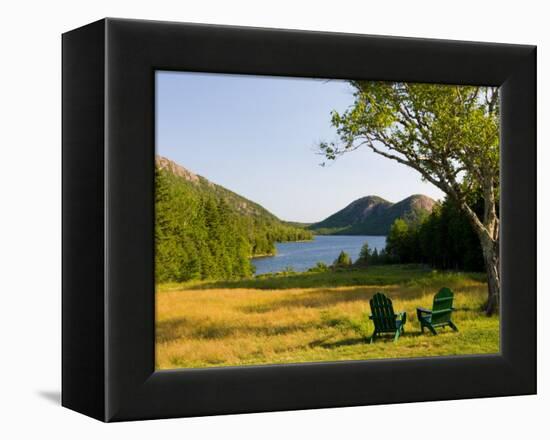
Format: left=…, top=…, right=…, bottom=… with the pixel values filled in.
left=62, top=18, right=536, bottom=422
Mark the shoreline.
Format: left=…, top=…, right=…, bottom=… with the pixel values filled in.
left=250, top=238, right=316, bottom=259
left=250, top=252, right=276, bottom=259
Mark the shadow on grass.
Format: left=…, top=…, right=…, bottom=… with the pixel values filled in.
left=156, top=316, right=321, bottom=343
left=239, top=287, right=374, bottom=313
left=314, top=337, right=367, bottom=349
left=239, top=285, right=436, bottom=314
left=181, top=265, right=485, bottom=292
left=311, top=328, right=427, bottom=349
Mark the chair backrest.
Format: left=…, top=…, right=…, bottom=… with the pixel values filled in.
left=370, top=292, right=397, bottom=331
left=431, top=287, right=454, bottom=324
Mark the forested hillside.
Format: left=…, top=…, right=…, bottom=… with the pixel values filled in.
left=360, top=196, right=485, bottom=272
left=155, top=156, right=312, bottom=282
left=309, top=194, right=435, bottom=235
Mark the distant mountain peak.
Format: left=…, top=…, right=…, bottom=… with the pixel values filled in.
left=400, top=194, right=437, bottom=210
left=156, top=155, right=277, bottom=220
left=309, top=194, right=436, bottom=236
left=156, top=155, right=200, bottom=184
left=156, top=154, right=435, bottom=236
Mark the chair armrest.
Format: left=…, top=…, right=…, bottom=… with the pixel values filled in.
left=416, top=307, right=432, bottom=315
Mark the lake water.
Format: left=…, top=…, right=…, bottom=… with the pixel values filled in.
left=251, top=235, right=387, bottom=275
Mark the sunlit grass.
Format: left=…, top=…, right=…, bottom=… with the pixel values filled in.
left=156, top=266, right=499, bottom=369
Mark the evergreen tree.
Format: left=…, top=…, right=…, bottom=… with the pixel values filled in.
left=154, top=167, right=310, bottom=283
left=356, top=242, right=371, bottom=267
left=333, top=251, right=352, bottom=267
left=380, top=196, right=484, bottom=272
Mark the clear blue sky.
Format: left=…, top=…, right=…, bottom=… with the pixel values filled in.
left=156, top=71, right=444, bottom=223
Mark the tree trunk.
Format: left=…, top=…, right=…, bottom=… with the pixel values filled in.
left=480, top=237, right=500, bottom=316
left=459, top=197, right=500, bottom=316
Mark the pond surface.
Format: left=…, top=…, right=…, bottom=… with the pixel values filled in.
left=251, top=235, right=386, bottom=275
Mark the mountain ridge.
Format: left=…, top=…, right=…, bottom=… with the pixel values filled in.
left=156, top=155, right=436, bottom=237
left=156, top=155, right=282, bottom=222
left=308, top=194, right=436, bottom=236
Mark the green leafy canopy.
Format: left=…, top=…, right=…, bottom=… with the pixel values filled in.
left=321, top=82, right=499, bottom=204
left=319, top=82, right=501, bottom=314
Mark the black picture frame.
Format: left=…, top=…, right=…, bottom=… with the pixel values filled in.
left=62, top=18, right=536, bottom=422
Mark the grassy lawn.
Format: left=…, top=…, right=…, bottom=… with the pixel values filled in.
left=156, top=265, right=499, bottom=369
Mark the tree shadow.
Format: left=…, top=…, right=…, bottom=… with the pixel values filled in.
left=239, top=286, right=429, bottom=314
left=314, top=337, right=367, bottom=349
left=156, top=316, right=320, bottom=342
left=238, top=287, right=372, bottom=313
left=309, top=328, right=427, bottom=349
left=156, top=316, right=192, bottom=343
left=184, top=266, right=433, bottom=291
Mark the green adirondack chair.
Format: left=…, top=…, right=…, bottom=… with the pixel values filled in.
left=416, top=287, right=458, bottom=335
left=368, top=292, right=407, bottom=343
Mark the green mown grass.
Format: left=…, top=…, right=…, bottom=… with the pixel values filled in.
left=156, top=265, right=499, bottom=369
left=159, top=264, right=486, bottom=291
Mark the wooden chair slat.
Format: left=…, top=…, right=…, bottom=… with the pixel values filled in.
left=369, top=292, right=406, bottom=343
left=416, top=287, right=459, bottom=335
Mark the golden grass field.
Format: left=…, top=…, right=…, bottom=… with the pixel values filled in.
left=155, top=267, right=499, bottom=369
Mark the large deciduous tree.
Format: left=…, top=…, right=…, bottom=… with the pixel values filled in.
left=320, top=82, right=500, bottom=315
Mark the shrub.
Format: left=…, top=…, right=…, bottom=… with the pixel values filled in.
left=333, top=251, right=352, bottom=267
left=307, top=261, right=329, bottom=273
left=280, top=266, right=296, bottom=275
